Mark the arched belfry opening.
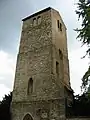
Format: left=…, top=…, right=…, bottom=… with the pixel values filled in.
left=23, top=114, right=33, bottom=120
left=27, top=78, right=33, bottom=94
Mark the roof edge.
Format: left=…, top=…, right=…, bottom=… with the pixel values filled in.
left=22, top=7, right=52, bottom=21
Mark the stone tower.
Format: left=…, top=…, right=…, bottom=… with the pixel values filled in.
left=11, top=7, right=73, bottom=120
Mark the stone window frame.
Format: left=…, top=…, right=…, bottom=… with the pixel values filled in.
left=27, top=78, right=33, bottom=95
left=33, top=16, right=41, bottom=26
left=33, top=18, right=37, bottom=26
left=57, top=20, right=62, bottom=31
left=23, top=113, right=33, bottom=120
left=37, top=16, right=41, bottom=25
left=60, top=23, right=62, bottom=31
left=59, top=49, right=63, bottom=60
left=56, top=61, right=59, bottom=76
left=57, top=20, right=59, bottom=28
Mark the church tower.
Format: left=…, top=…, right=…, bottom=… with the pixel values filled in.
left=11, top=7, right=73, bottom=120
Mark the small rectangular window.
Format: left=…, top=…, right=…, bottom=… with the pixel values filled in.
left=59, top=49, right=63, bottom=60
left=56, top=61, right=59, bottom=75
left=60, top=23, right=62, bottom=31
left=27, top=78, right=33, bottom=95
left=57, top=20, right=59, bottom=28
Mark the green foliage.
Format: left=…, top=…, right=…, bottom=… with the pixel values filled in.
left=76, top=0, right=90, bottom=91
left=0, top=92, right=12, bottom=120
left=67, top=93, right=90, bottom=117
left=82, top=66, right=90, bottom=91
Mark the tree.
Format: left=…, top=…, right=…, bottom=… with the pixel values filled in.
left=76, top=0, right=90, bottom=91
left=0, top=92, right=12, bottom=120
left=67, top=93, right=90, bottom=117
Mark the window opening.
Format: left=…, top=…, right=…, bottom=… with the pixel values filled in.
left=57, top=20, right=59, bottom=28
left=27, top=78, right=33, bottom=94
left=59, top=49, right=63, bottom=60
left=60, top=23, right=62, bottom=31
left=23, top=114, right=33, bottom=120
left=56, top=61, right=59, bottom=75
left=33, top=18, right=37, bottom=26
left=37, top=16, right=41, bottom=25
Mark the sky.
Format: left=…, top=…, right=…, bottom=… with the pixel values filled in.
left=0, top=0, right=89, bottom=100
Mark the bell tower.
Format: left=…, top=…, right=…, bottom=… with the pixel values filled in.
left=11, top=7, right=73, bottom=120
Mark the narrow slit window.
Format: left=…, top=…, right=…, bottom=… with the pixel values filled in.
left=56, top=61, right=59, bottom=75
left=57, top=20, right=59, bottom=28
left=27, top=78, right=33, bottom=94
left=60, top=23, right=62, bottom=31
left=59, top=49, right=63, bottom=60
left=37, top=16, right=41, bottom=25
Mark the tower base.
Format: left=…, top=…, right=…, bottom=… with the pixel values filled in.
left=11, top=98, right=66, bottom=120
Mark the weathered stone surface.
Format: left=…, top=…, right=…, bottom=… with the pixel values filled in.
left=12, top=99, right=65, bottom=120
left=12, top=7, right=72, bottom=120
left=67, top=118, right=90, bottom=120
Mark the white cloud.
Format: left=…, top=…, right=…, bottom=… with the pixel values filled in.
left=69, top=46, right=89, bottom=94
left=0, top=84, right=10, bottom=101
left=0, top=50, right=16, bottom=100
left=0, top=51, right=15, bottom=74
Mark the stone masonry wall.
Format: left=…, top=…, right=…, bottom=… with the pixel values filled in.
left=12, top=9, right=53, bottom=102
left=51, top=9, right=70, bottom=87
left=12, top=8, right=65, bottom=103
left=67, top=118, right=90, bottom=120
left=11, top=99, right=65, bottom=120
left=11, top=7, right=72, bottom=120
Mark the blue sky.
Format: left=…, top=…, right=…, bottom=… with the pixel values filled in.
left=0, top=0, right=89, bottom=100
